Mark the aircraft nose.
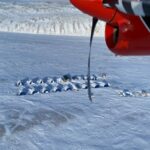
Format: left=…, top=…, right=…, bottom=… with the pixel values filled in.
left=70, top=0, right=115, bottom=22
left=70, top=0, right=83, bottom=9
left=70, top=0, right=98, bottom=17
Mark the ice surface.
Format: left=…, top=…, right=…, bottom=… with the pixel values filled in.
left=0, top=32, right=150, bottom=149
left=0, top=1, right=150, bottom=149
left=0, top=0, right=105, bottom=36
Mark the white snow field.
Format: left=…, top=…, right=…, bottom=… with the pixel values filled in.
left=0, top=0, right=104, bottom=36
left=0, top=0, right=150, bottom=149
left=0, top=32, right=150, bottom=150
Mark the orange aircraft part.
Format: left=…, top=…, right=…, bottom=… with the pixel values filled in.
left=105, top=12, right=150, bottom=55
left=70, top=0, right=150, bottom=56
left=70, top=0, right=116, bottom=22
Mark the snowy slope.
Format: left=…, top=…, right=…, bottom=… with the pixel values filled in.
left=0, top=32, right=150, bottom=150
left=0, top=0, right=104, bottom=36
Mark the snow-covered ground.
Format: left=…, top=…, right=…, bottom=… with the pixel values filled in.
left=0, top=0, right=104, bottom=36
left=0, top=0, right=150, bottom=149
left=0, top=32, right=150, bottom=150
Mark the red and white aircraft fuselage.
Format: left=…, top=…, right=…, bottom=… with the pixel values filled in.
left=70, top=0, right=150, bottom=55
